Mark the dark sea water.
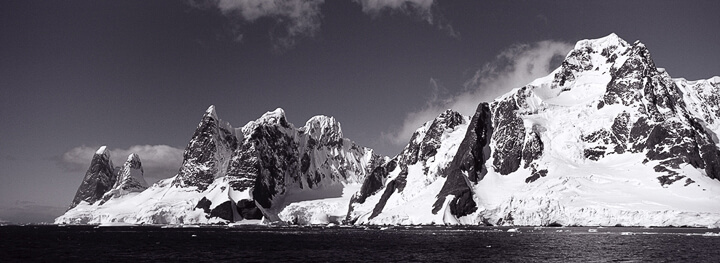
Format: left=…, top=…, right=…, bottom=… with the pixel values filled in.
left=1, top=225, right=720, bottom=262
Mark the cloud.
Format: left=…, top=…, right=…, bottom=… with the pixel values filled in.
left=353, top=0, right=433, bottom=14
left=201, top=0, right=325, bottom=50
left=353, top=0, right=458, bottom=38
left=196, top=0, right=456, bottom=49
left=384, top=40, right=573, bottom=145
left=59, top=145, right=184, bottom=179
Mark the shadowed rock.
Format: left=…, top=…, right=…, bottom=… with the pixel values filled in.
left=431, top=103, right=492, bottom=217
left=69, top=146, right=117, bottom=209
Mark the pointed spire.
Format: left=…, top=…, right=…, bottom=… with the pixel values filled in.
left=95, top=145, right=108, bottom=155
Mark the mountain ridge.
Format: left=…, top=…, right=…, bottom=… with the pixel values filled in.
left=57, top=34, right=720, bottom=227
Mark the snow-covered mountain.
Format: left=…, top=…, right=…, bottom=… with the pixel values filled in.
left=68, top=146, right=117, bottom=210
left=99, top=153, right=148, bottom=204
left=56, top=106, right=382, bottom=224
left=348, top=33, right=720, bottom=227
left=58, top=33, right=720, bottom=227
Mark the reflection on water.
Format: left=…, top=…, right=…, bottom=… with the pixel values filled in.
left=1, top=225, right=718, bottom=262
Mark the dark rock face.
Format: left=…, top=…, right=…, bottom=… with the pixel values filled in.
left=522, top=127, right=544, bottom=168
left=225, top=113, right=380, bottom=212
left=611, top=112, right=631, bottom=153
left=210, top=201, right=234, bottom=221
left=196, top=197, right=211, bottom=213
left=431, top=103, right=492, bottom=217
left=69, top=148, right=117, bottom=209
left=491, top=92, right=526, bottom=175
left=237, top=199, right=263, bottom=220
left=225, top=142, right=260, bottom=193
left=99, top=154, right=148, bottom=204
left=351, top=160, right=397, bottom=205
left=244, top=124, right=298, bottom=209
left=453, top=103, right=493, bottom=183
left=168, top=107, right=380, bottom=222
left=195, top=197, right=234, bottom=221
left=348, top=110, right=468, bottom=221
left=401, top=110, right=465, bottom=166
left=369, top=179, right=400, bottom=219
left=599, top=41, right=720, bottom=184
left=173, top=107, right=237, bottom=191
left=700, top=145, right=720, bottom=180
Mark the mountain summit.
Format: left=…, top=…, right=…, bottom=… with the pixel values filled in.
left=58, top=34, right=720, bottom=227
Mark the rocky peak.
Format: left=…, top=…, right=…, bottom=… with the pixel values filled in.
left=509, top=34, right=720, bottom=185
left=95, top=145, right=109, bottom=155
left=400, top=109, right=465, bottom=165
left=172, top=106, right=238, bottom=191
left=68, top=146, right=117, bottom=209
left=574, top=33, right=629, bottom=52
left=125, top=153, right=142, bottom=170
left=243, top=108, right=289, bottom=131
left=100, top=153, right=148, bottom=203
left=553, top=33, right=636, bottom=90
left=301, top=115, right=343, bottom=144
left=259, top=108, right=287, bottom=125
left=205, top=105, right=218, bottom=120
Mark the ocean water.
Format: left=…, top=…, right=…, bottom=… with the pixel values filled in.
left=1, top=225, right=719, bottom=262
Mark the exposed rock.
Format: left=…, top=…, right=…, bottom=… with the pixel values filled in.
left=69, top=146, right=117, bottom=209
left=352, top=160, right=397, bottom=205
left=237, top=199, right=263, bottom=220
left=452, top=103, right=493, bottom=183
left=173, top=105, right=238, bottom=191
left=492, top=92, right=526, bottom=175
left=522, top=126, right=544, bottom=168
left=100, top=153, right=148, bottom=204
left=431, top=103, right=491, bottom=217
left=195, top=197, right=233, bottom=221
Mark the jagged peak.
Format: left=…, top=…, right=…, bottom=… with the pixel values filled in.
left=126, top=153, right=140, bottom=162
left=125, top=153, right=142, bottom=169
left=574, top=33, right=630, bottom=50
left=242, top=108, right=291, bottom=134
left=408, top=109, right=465, bottom=146
left=260, top=108, right=286, bottom=123
left=302, top=115, right=343, bottom=139
left=197, top=105, right=235, bottom=135
left=432, top=109, right=464, bottom=128
left=202, top=105, right=221, bottom=122
left=437, top=109, right=461, bottom=119
left=95, top=146, right=108, bottom=155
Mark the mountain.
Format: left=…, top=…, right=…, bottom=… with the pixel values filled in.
left=57, top=33, right=720, bottom=227
left=56, top=106, right=382, bottom=224
left=348, top=33, right=720, bottom=227
left=68, top=146, right=117, bottom=210
left=99, top=153, right=148, bottom=204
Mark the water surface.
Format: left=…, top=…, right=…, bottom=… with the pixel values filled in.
left=1, top=225, right=718, bottom=262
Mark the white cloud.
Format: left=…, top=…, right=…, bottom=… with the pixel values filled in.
left=208, top=0, right=325, bottom=50
left=353, top=0, right=457, bottom=38
left=197, top=0, right=456, bottom=49
left=60, top=145, right=184, bottom=179
left=384, top=40, right=573, bottom=145
left=354, top=0, right=434, bottom=14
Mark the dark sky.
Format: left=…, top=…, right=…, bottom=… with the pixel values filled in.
left=1, top=0, right=719, bottom=223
